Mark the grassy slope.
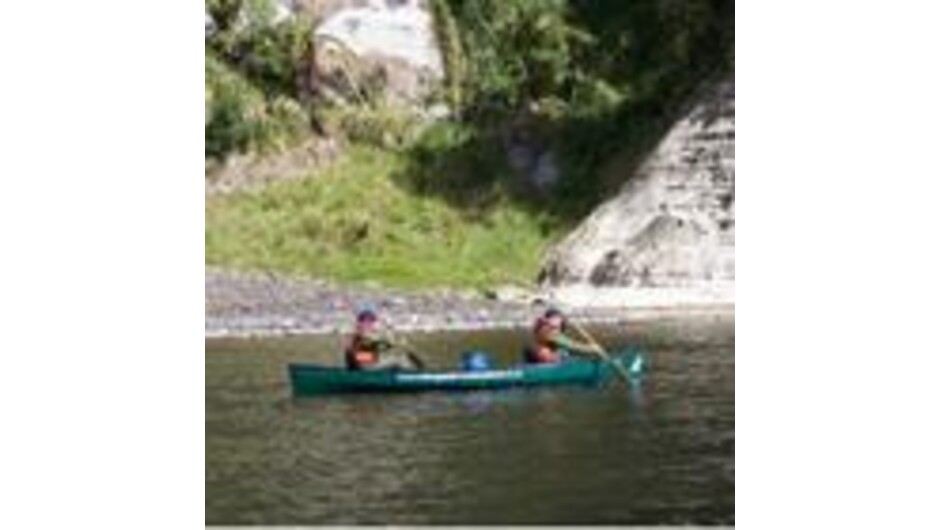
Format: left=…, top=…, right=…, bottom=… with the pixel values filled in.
left=205, top=0, right=732, bottom=290
left=206, top=145, right=559, bottom=289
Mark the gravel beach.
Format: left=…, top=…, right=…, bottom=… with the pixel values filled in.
left=206, top=268, right=733, bottom=337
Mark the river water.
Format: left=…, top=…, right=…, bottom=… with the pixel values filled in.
left=206, top=316, right=734, bottom=525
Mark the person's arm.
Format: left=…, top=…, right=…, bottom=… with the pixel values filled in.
left=361, top=329, right=395, bottom=352
left=551, top=330, right=602, bottom=356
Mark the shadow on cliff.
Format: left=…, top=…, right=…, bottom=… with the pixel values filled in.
left=390, top=109, right=664, bottom=229
left=384, top=0, right=734, bottom=227
left=386, top=90, right=694, bottom=230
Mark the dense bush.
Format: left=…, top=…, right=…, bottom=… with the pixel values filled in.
left=206, top=0, right=733, bottom=187
left=424, top=0, right=734, bottom=212
left=205, top=0, right=313, bottom=159
left=436, top=0, right=732, bottom=120
left=318, top=103, right=427, bottom=149
left=205, top=52, right=309, bottom=159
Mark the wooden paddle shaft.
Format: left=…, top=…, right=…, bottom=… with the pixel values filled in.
left=568, top=319, right=634, bottom=382
left=386, top=326, right=428, bottom=365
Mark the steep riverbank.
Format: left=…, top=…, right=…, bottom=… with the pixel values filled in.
left=540, top=77, right=734, bottom=303
left=206, top=2, right=734, bottom=319
left=205, top=268, right=732, bottom=337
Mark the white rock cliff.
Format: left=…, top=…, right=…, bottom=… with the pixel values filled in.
left=539, top=78, right=734, bottom=308
left=303, top=0, right=445, bottom=107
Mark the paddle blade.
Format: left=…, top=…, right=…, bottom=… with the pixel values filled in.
left=628, top=353, right=645, bottom=377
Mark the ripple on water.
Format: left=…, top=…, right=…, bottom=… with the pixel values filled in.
left=206, top=320, right=734, bottom=524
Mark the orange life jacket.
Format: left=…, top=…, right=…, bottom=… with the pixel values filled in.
left=346, top=334, right=379, bottom=369
left=527, top=318, right=562, bottom=364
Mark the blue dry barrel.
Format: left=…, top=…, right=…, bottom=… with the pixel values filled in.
left=460, top=351, right=492, bottom=371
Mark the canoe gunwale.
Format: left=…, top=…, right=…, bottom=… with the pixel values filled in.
left=288, top=349, right=643, bottom=396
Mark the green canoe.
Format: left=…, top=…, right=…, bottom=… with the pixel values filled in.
left=288, top=349, right=645, bottom=396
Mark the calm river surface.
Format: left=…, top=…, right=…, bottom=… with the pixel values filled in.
left=206, top=316, right=734, bottom=525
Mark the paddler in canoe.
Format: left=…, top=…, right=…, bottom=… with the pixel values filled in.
left=525, top=308, right=605, bottom=364
left=345, top=309, right=425, bottom=371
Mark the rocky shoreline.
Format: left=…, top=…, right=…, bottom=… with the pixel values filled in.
left=206, top=268, right=733, bottom=338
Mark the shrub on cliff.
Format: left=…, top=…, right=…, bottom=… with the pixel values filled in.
left=435, top=0, right=732, bottom=120
left=205, top=52, right=309, bottom=159
left=205, top=0, right=314, bottom=160
left=423, top=0, right=734, bottom=214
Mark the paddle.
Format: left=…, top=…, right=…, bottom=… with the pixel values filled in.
left=539, top=293, right=642, bottom=382
left=565, top=317, right=637, bottom=384
left=384, top=325, right=428, bottom=370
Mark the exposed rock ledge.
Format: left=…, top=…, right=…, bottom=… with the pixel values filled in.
left=540, top=76, right=734, bottom=308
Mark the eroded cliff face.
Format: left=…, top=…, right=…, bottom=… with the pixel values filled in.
left=539, top=77, right=734, bottom=307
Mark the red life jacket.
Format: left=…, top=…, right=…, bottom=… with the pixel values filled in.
left=526, top=318, right=562, bottom=364
left=345, top=334, right=379, bottom=369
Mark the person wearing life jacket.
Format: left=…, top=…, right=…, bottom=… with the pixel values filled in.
left=525, top=308, right=603, bottom=364
left=345, top=309, right=422, bottom=371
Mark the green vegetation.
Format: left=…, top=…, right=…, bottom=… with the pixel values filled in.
left=205, top=0, right=733, bottom=166
left=428, top=0, right=734, bottom=210
left=435, top=0, right=733, bottom=120
left=318, top=103, right=427, bottom=150
left=205, top=0, right=314, bottom=159
left=205, top=0, right=733, bottom=288
left=205, top=53, right=309, bottom=158
left=206, top=144, right=556, bottom=288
